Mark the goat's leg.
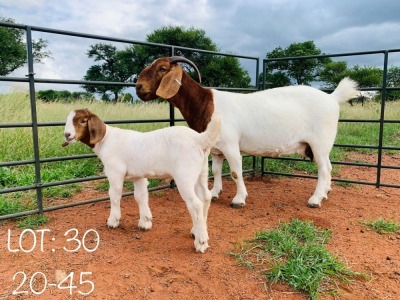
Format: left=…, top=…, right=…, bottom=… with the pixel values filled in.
left=133, top=178, right=153, bottom=230
left=223, top=148, right=248, bottom=208
left=210, top=153, right=224, bottom=201
left=308, top=150, right=332, bottom=208
left=195, top=156, right=212, bottom=222
left=107, top=176, right=124, bottom=228
left=176, top=179, right=209, bottom=253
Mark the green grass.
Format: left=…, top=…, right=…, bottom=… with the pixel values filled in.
left=338, top=101, right=400, bottom=153
left=17, top=215, right=50, bottom=229
left=0, top=196, right=34, bottom=215
left=230, top=219, right=363, bottom=299
left=361, top=218, right=400, bottom=234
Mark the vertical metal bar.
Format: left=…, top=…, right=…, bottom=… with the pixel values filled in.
left=253, top=58, right=260, bottom=173
left=261, top=61, right=266, bottom=177
left=262, top=59, right=267, bottom=90
left=255, top=57, right=260, bottom=90
left=261, top=157, right=265, bottom=178
left=252, top=156, right=257, bottom=176
left=376, top=51, right=388, bottom=187
left=169, top=46, right=175, bottom=128
left=26, top=27, right=44, bottom=214
left=169, top=46, right=176, bottom=189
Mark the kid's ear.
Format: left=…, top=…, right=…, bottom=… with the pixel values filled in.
left=88, top=113, right=106, bottom=144
left=156, top=65, right=183, bottom=99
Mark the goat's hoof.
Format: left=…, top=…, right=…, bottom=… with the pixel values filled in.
left=211, top=190, right=222, bottom=202
left=107, top=218, right=120, bottom=228
left=138, top=217, right=152, bottom=230
left=307, top=203, right=321, bottom=208
left=195, top=241, right=209, bottom=253
left=139, top=227, right=150, bottom=231
left=138, top=223, right=152, bottom=231
left=230, top=202, right=245, bottom=208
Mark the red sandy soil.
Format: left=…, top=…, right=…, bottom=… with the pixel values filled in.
left=0, top=154, right=399, bottom=300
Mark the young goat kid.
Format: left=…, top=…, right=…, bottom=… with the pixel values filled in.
left=62, top=108, right=220, bottom=253
left=136, top=56, right=359, bottom=208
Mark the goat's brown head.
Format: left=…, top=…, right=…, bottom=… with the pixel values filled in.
left=62, top=108, right=106, bottom=148
left=136, top=56, right=201, bottom=101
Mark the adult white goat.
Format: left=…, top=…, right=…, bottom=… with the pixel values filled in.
left=62, top=108, right=220, bottom=253
left=136, top=57, right=359, bottom=208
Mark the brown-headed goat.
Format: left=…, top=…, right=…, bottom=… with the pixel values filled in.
left=136, top=57, right=359, bottom=208
left=63, top=108, right=220, bottom=253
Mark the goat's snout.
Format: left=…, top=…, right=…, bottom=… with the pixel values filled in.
left=64, top=131, right=75, bottom=142
left=135, top=82, right=153, bottom=101
left=62, top=132, right=73, bottom=147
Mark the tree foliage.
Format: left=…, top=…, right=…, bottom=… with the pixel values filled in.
left=387, top=66, right=400, bottom=100
left=346, top=65, right=382, bottom=88
left=82, top=43, right=137, bottom=101
left=263, top=40, right=399, bottom=103
left=319, top=61, right=349, bottom=88
left=82, top=26, right=251, bottom=100
left=0, top=17, right=51, bottom=76
left=265, top=41, right=331, bottom=87
left=321, top=62, right=382, bottom=89
left=37, top=89, right=94, bottom=103
left=132, top=26, right=251, bottom=88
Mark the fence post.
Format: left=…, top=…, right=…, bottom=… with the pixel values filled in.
left=26, top=26, right=44, bottom=215
left=376, top=50, right=389, bottom=188
left=169, top=46, right=176, bottom=189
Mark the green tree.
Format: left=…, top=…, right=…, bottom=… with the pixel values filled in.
left=346, top=65, right=382, bottom=88
left=37, top=89, right=94, bottom=102
left=258, top=71, right=291, bottom=89
left=319, top=61, right=349, bottom=88
left=82, top=26, right=251, bottom=99
left=264, top=41, right=331, bottom=87
left=0, top=17, right=51, bottom=76
left=82, top=43, right=136, bottom=101
left=386, top=66, right=400, bottom=101
left=131, top=26, right=251, bottom=88
left=321, top=63, right=383, bottom=104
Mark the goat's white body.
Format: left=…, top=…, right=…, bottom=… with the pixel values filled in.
left=212, top=87, right=339, bottom=157
left=95, top=126, right=208, bottom=180
left=209, top=78, right=358, bottom=207
left=64, top=112, right=220, bottom=253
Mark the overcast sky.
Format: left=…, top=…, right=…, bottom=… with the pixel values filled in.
left=1, top=0, right=400, bottom=92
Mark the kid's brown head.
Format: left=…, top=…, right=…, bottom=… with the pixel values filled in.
left=62, top=108, right=106, bottom=148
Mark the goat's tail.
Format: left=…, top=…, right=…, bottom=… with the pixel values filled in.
left=199, top=114, right=221, bottom=150
left=331, top=77, right=359, bottom=103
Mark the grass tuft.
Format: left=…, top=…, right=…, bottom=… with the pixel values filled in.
left=230, top=218, right=363, bottom=299
left=361, top=218, right=400, bottom=234
left=17, top=215, right=50, bottom=229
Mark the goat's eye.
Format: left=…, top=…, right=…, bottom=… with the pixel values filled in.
left=80, top=119, right=87, bottom=124
left=158, top=67, right=167, bottom=73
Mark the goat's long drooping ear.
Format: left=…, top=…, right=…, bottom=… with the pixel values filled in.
left=156, top=65, right=183, bottom=99
left=87, top=112, right=106, bottom=145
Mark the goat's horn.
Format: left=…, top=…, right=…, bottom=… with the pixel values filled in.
left=169, top=56, right=202, bottom=83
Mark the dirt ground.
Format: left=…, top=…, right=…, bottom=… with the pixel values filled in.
left=1, top=154, right=399, bottom=300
